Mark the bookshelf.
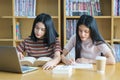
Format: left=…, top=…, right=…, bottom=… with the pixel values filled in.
left=63, top=0, right=120, bottom=46
left=0, top=0, right=61, bottom=46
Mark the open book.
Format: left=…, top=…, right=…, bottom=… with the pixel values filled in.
left=20, top=57, right=52, bottom=67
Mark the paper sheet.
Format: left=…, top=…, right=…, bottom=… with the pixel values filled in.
left=70, top=63, right=93, bottom=69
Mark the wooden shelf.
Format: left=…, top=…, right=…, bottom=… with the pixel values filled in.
left=0, top=0, right=61, bottom=46
left=0, top=39, right=13, bottom=41
left=63, top=0, right=119, bottom=46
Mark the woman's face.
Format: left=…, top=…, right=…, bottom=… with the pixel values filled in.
left=78, top=25, right=90, bottom=41
left=34, top=22, right=46, bottom=39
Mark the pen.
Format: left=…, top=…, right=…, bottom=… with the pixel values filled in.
left=101, top=52, right=104, bottom=56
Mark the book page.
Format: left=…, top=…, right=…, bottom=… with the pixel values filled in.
left=70, top=63, right=93, bottom=69
left=37, top=57, right=52, bottom=61
left=34, top=57, right=52, bottom=66
left=20, top=57, right=36, bottom=66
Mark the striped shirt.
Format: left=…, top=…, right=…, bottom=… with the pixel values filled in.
left=17, top=37, right=61, bottom=58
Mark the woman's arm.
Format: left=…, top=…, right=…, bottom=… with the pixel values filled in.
left=17, top=51, right=24, bottom=59
left=98, top=43, right=116, bottom=65
left=104, top=42, right=116, bottom=64
left=75, top=52, right=116, bottom=65
left=61, top=49, right=75, bottom=65
left=43, top=51, right=61, bottom=70
left=52, top=51, right=61, bottom=64
left=76, top=57, right=96, bottom=64
left=104, top=52, right=116, bottom=64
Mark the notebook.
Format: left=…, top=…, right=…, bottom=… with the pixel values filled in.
left=0, top=46, right=38, bottom=73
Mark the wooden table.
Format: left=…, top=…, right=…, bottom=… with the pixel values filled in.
left=0, top=63, right=119, bottom=80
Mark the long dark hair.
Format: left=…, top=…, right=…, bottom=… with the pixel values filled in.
left=75, top=15, right=105, bottom=59
left=30, top=13, right=59, bottom=46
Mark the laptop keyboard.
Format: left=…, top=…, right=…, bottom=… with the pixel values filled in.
left=21, top=66, right=38, bottom=73
left=21, top=66, right=32, bottom=71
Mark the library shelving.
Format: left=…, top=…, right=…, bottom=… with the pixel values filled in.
left=63, top=0, right=120, bottom=46
left=0, top=0, right=61, bottom=46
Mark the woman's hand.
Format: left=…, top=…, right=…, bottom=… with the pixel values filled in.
left=18, top=52, right=24, bottom=59
left=62, top=56, right=75, bottom=65
left=61, top=49, right=75, bottom=65
left=61, top=54, right=75, bottom=65
left=42, top=60, right=56, bottom=70
left=42, top=51, right=61, bottom=70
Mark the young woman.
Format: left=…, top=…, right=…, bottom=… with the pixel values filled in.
left=61, top=15, right=115, bottom=65
left=17, top=13, right=61, bottom=70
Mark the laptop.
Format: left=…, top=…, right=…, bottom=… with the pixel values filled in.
left=0, top=46, right=38, bottom=73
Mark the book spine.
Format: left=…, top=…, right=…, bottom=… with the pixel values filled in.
left=28, top=0, right=32, bottom=16
left=83, top=0, right=89, bottom=15
left=16, top=22, right=22, bottom=40
left=25, top=0, right=29, bottom=16
left=22, top=0, right=25, bottom=16
left=86, top=0, right=91, bottom=15
left=19, top=0, right=22, bottom=16
left=91, top=0, right=95, bottom=16
left=66, top=0, right=70, bottom=16
left=15, top=0, right=18, bottom=16
left=33, top=0, right=36, bottom=16
left=118, top=0, right=120, bottom=16
left=69, top=0, right=73, bottom=16
left=95, top=0, right=102, bottom=16
left=78, top=0, right=84, bottom=16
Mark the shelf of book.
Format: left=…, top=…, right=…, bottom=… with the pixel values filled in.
left=63, top=0, right=120, bottom=46
left=0, top=0, right=61, bottom=46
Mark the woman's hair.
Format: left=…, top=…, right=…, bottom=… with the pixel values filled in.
left=75, top=15, right=105, bottom=59
left=30, top=13, right=59, bottom=46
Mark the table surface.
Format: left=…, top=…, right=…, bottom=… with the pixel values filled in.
left=0, top=63, right=119, bottom=80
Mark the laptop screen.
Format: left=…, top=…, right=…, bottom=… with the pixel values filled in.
left=0, top=46, right=38, bottom=73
